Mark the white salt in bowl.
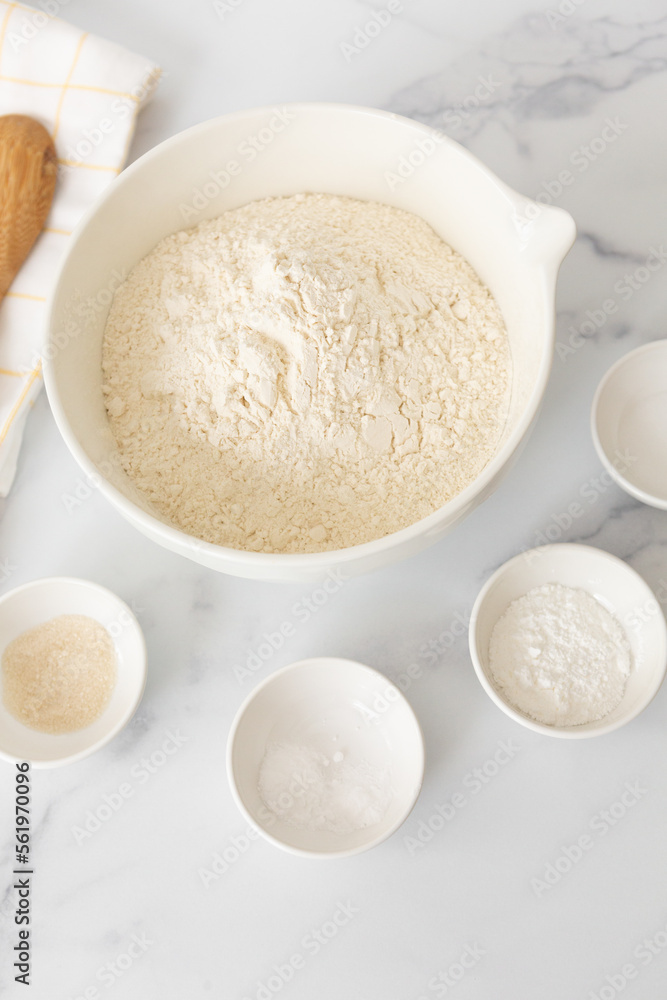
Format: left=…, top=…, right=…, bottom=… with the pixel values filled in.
left=592, top=340, right=667, bottom=509
left=227, top=657, right=425, bottom=858
left=0, top=577, right=146, bottom=767
left=469, top=544, right=667, bottom=738
left=45, top=102, right=575, bottom=582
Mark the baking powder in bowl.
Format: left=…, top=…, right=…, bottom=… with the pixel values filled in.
left=488, top=583, right=631, bottom=726
left=258, top=740, right=393, bottom=833
left=102, top=194, right=510, bottom=553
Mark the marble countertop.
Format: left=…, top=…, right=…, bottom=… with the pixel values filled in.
left=2, top=1, right=667, bottom=998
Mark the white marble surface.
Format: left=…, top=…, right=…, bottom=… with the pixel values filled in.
left=2, top=1, right=667, bottom=997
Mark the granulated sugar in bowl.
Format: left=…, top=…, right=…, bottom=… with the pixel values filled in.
left=3, top=613, right=116, bottom=734
left=0, top=578, right=146, bottom=767
left=45, top=103, right=576, bottom=581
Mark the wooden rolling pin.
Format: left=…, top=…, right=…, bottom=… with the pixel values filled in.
left=0, top=114, right=57, bottom=301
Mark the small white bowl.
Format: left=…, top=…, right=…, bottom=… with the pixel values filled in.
left=0, top=578, right=146, bottom=767
left=227, top=657, right=425, bottom=858
left=592, top=340, right=667, bottom=509
left=469, top=544, right=667, bottom=738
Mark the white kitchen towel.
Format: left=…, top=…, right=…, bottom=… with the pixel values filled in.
left=0, top=1, right=160, bottom=495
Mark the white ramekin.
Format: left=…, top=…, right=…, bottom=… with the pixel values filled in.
left=0, top=577, right=146, bottom=767
left=591, top=339, right=667, bottom=510
left=469, top=544, right=667, bottom=738
left=227, top=657, right=425, bottom=858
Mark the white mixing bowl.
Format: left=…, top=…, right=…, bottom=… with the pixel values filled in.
left=45, top=103, right=575, bottom=582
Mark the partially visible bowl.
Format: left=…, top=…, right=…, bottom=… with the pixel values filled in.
left=227, top=657, right=425, bottom=858
left=592, top=339, right=667, bottom=509
left=469, top=544, right=667, bottom=738
left=45, top=102, right=575, bottom=581
left=0, top=577, right=146, bottom=767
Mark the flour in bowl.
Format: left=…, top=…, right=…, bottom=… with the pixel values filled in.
left=102, top=194, right=510, bottom=553
left=488, top=584, right=632, bottom=726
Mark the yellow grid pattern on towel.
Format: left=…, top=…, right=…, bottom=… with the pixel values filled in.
left=0, top=364, right=41, bottom=446
left=57, top=157, right=120, bottom=173
left=0, top=5, right=42, bottom=448
left=0, top=3, right=16, bottom=68
left=52, top=30, right=88, bottom=141
left=0, top=76, right=141, bottom=101
left=0, top=2, right=142, bottom=102
left=0, top=0, right=160, bottom=478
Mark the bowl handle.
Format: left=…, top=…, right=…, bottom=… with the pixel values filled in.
left=514, top=202, right=576, bottom=266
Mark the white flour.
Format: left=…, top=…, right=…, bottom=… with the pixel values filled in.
left=102, top=194, right=510, bottom=553
left=257, top=740, right=393, bottom=833
left=488, top=583, right=631, bottom=726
